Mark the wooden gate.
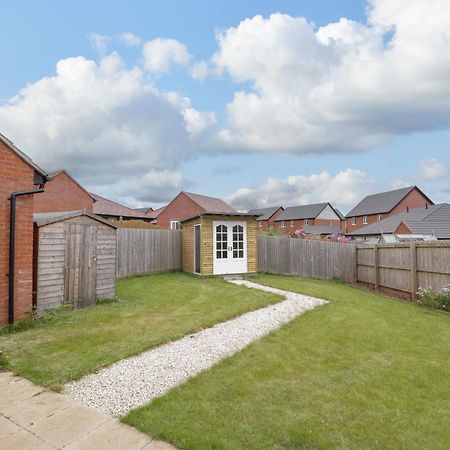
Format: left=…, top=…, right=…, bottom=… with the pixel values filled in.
left=64, top=223, right=98, bottom=308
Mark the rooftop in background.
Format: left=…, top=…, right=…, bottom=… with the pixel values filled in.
left=247, top=206, right=283, bottom=221
left=91, top=193, right=149, bottom=219
left=346, top=186, right=433, bottom=218
left=0, top=132, right=48, bottom=179
left=347, top=203, right=450, bottom=239
left=48, top=169, right=96, bottom=200
left=182, top=191, right=236, bottom=213
left=303, top=225, right=342, bottom=235
left=180, top=211, right=259, bottom=223
left=275, top=203, right=339, bottom=221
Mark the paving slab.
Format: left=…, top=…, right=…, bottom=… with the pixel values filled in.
left=0, top=429, right=53, bottom=450
left=0, top=415, right=20, bottom=439
left=0, top=378, right=44, bottom=408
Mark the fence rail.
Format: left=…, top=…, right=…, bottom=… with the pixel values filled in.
left=257, top=235, right=357, bottom=283
left=116, top=228, right=181, bottom=278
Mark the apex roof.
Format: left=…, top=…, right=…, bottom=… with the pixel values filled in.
left=247, top=206, right=283, bottom=221
left=346, top=186, right=433, bottom=217
left=91, top=193, right=149, bottom=219
left=47, top=169, right=96, bottom=200
left=181, top=191, right=236, bottom=213
left=275, top=203, right=337, bottom=221
left=347, top=203, right=450, bottom=239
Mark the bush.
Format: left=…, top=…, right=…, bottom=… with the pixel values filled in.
left=416, top=285, right=450, bottom=312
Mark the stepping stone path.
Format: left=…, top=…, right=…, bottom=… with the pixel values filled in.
left=64, top=280, right=327, bottom=417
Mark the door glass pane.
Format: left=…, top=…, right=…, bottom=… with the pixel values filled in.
left=232, top=225, right=244, bottom=259
left=216, top=224, right=228, bottom=259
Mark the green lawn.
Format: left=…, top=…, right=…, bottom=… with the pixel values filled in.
left=0, top=272, right=280, bottom=390
left=124, top=275, right=450, bottom=450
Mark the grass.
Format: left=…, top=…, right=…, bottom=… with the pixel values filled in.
left=123, top=275, right=450, bottom=450
left=0, top=272, right=280, bottom=390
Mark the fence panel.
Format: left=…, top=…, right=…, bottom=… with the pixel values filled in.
left=257, top=235, right=357, bottom=283
left=116, top=228, right=182, bottom=278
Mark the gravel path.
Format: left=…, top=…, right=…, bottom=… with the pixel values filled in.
left=64, top=280, right=327, bottom=417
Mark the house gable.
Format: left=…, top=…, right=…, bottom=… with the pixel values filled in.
left=316, top=204, right=341, bottom=221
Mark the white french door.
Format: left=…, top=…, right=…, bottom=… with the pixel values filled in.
left=213, top=221, right=247, bottom=275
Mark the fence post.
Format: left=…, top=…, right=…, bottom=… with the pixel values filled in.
left=374, top=245, right=380, bottom=291
left=410, top=241, right=418, bottom=300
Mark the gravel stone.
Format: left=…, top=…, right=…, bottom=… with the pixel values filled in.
left=63, top=280, right=327, bottom=417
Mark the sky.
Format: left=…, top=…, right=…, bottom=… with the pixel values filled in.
left=1, top=0, right=449, bottom=213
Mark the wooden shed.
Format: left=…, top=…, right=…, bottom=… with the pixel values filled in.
left=33, top=210, right=117, bottom=313
left=181, top=212, right=258, bottom=276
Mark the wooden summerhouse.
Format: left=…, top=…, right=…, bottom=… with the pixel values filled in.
left=181, top=212, right=258, bottom=276
left=33, top=210, right=117, bottom=313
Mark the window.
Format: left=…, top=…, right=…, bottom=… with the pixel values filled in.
left=258, top=221, right=263, bottom=228
left=281, top=221, right=285, bottom=228
left=170, top=220, right=180, bottom=230
left=363, top=216, right=368, bottom=225
left=351, top=217, right=356, bottom=226
left=378, top=214, right=382, bottom=221
left=304, top=219, right=309, bottom=226
left=290, top=220, right=294, bottom=227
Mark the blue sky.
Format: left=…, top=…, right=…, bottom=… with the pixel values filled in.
left=1, top=0, right=449, bottom=212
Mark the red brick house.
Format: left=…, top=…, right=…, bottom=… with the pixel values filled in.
left=247, top=206, right=284, bottom=230
left=274, top=203, right=343, bottom=234
left=0, top=133, right=48, bottom=326
left=155, top=191, right=235, bottom=229
left=34, top=169, right=95, bottom=213
left=91, top=193, right=150, bottom=222
left=345, top=186, right=433, bottom=232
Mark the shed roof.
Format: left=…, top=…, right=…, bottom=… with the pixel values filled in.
left=347, top=203, right=450, bottom=239
left=247, top=206, right=283, bottom=221
left=275, top=203, right=332, bottom=221
left=345, top=186, right=433, bottom=217
left=0, top=133, right=48, bottom=179
left=182, top=191, right=236, bottom=212
left=34, top=210, right=117, bottom=228
left=91, top=193, right=149, bottom=219
left=180, top=211, right=259, bottom=223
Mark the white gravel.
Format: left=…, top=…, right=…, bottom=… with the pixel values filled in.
left=63, top=279, right=327, bottom=417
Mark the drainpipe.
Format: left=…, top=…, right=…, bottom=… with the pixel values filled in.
left=9, top=186, right=45, bottom=325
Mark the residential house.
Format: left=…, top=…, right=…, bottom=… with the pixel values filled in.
left=345, top=186, right=433, bottom=231
left=247, top=206, right=284, bottom=230
left=0, top=133, right=48, bottom=325
left=347, top=203, right=450, bottom=241
left=91, top=193, right=150, bottom=222
left=155, top=191, right=236, bottom=229
left=34, top=169, right=95, bottom=213
left=274, top=203, right=343, bottom=234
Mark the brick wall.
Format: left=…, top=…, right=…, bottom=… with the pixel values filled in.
left=156, top=193, right=205, bottom=229
left=34, top=171, right=94, bottom=213
left=0, top=141, right=37, bottom=325
left=256, top=208, right=284, bottom=230
left=346, top=188, right=432, bottom=231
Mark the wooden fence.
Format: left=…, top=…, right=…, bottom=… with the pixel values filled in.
left=116, top=228, right=182, bottom=278
left=357, top=241, right=450, bottom=298
left=257, top=235, right=357, bottom=283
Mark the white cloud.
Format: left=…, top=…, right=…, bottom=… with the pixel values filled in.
left=89, top=33, right=111, bottom=54
left=228, top=169, right=374, bottom=211
left=120, top=32, right=141, bottom=47
left=189, top=61, right=211, bottom=81
left=142, top=38, right=191, bottom=74
left=205, top=1, right=450, bottom=154
left=0, top=53, right=214, bottom=204
left=418, top=158, right=449, bottom=181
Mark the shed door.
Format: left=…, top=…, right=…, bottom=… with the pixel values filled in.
left=213, top=221, right=247, bottom=275
left=65, top=223, right=98, bottom=308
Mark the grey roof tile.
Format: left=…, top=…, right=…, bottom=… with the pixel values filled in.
left=275, top=203, right=329, bottom=221
left=247, top=206, right=283, bottom=221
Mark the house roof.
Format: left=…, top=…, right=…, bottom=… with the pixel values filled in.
left=180, top=211, right=259, bottom=223
left=34, top=210, right=117, bottom=228
left=134, top=207, right=153, bottom=213
left=275, top=203, right=333, bottom=221
left=91, top=193, right=149, bottom=219
left=303, top=225, right=342, bottom=235
left=247, top=206, right=283, bottom=221
left=0, top=133, right=48, bottom=179
left=182, top=191, right=236, bottom=213
left=48, top=169, right=96, bottom=200
left=335, top=209, right=346, bottom=220
left=345, top=186, right=433, bottom=217
left=347, top=203, right=450, bottom=239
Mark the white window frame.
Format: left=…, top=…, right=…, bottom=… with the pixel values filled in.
left=351, top=217, right=356, bottom=226
left=363, top=216, right=368, bottom=225
left=281, top=221, right=285, bottom=228
left=258, top=221, right=263, bottom=228
left=290, top=220, right=294, bottom=227
left=304, top=219, right=309, bottom=226
left=170, top=220, right=180, bottom=230
left=378, top=214, right=382, bottom=221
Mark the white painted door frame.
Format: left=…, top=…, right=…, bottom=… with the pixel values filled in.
left=213, top=221, right=247, bottom=275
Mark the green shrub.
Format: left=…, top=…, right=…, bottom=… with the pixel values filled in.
left=417, top=285, right=450, bottom=312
